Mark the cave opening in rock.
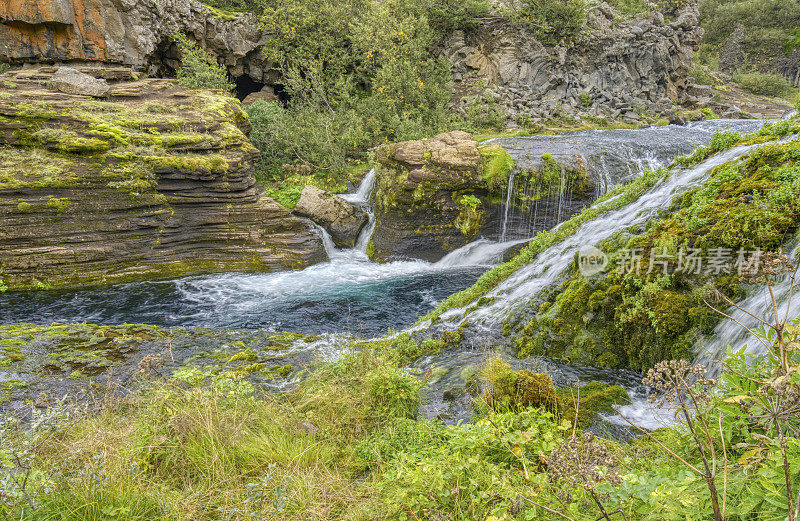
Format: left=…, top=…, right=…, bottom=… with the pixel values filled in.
left=233, top=74, right=264, bottom=101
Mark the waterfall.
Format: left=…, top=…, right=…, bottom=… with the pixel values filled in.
left=341, top=169, right=376, bottom=205
left=695, top=236, right=800, bottom=369
left=500, top=170, right=516, bottom=242
left=320, top=169, right=377, bottom=262
left=425, top=143, right=760, bottom=335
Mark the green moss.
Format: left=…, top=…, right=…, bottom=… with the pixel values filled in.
left=0, top=148, right=77, bottom=189
left=46, top=196, right=71, bottom=214
left=479, top=144, right=514, bottom=190
left=507, top=124, right=800, bottom=371
left=228, top=349, right=259, bottom=362
left=16, top=201, right=31, bottom=212
left=480, top=359, right=558, bottom=414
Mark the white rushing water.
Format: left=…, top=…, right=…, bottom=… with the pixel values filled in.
left=695, top=236, right=800, bottom=368
left=425, top=144, right=760, bottom=334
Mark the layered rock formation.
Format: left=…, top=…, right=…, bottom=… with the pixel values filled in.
left=293, top=185, right=367, bottom=248
left=0, top=66, right=325, bottom=291
left=372, top=131, right=593, bottom=262
left=446, top=4, right=707, bottom=123
left=0, top=1, right=718, bottom=121
left=372, top=131, right=492, bottom=262
left=0, top=0, right=273, bottom=85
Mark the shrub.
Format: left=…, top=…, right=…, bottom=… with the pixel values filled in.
left=172, top=32, right=234, bottom=91
left=509, top=0, right=588, bottom=44
left=735, top=70, right=793, bottom=97
left=202, top=0, right=263, bottom=12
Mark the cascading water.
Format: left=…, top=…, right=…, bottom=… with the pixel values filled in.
left=424, top=144, right=762, bottom=337
left=0, top=169, right=526, bottom=337
left=695, top=236, right=800, bottom=370
left=0, top=119, right=777, bottom=429
left=488, top=119, right=764, bottom=242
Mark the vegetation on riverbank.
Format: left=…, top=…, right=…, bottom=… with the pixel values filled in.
left=2, top=315, right=800, bottom=520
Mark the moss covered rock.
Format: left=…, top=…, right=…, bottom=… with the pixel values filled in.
left=479, top=359, right=558, bottom=413
left=371, top=131, right=499, bottom=262
left=0, top=66, right=326, bottom=291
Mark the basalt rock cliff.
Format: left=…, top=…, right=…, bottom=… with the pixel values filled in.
left=0, top=0, right=719, bottom=121
left=446, top=5, right=717, bottom=123
left=0, top=0, right=273, bottom=85
left=0, top=66, right=325, bottom=290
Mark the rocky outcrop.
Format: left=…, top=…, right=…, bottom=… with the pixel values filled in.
left=293, top=186, right=368, bottom=248
left=0, top=66, right=326, bottom=291
left=372, top=131, right=492, bottom=262
left=446, top=4, right=705, bottom=124
left=0, top=0, right=273, bottom=85
left=242, top=86, right=278, bottom=105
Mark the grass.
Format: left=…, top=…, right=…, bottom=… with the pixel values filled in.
left=3, top=337, right=799, bottom=520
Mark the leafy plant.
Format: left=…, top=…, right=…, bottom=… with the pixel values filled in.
left=735, top=70, right=793, bottom=98
left=173, top=32, right=234, bottom=92
left=508, top=0, right=588, bottom=45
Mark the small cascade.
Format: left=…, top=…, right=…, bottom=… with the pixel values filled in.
left=500, top=171, right=516, bottom=242
left=320, top=169, right=378, bottom=262
left=436, top=238, right=530, bottom=268
left=695, top=236, right=800, bottom=369
left=341, top=169, right=376, bottom=205
left=425, top=143, right=760, bottom=335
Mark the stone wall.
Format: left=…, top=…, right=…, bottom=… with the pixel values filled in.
left=446, top=4, right=706, bottom=123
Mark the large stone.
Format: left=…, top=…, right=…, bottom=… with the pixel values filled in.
left=242, top=86, right=278, bottom=105
left=294, top=186, right=368, bottom=248
left=372, top=131, right=487, bottom=262
left=0, top=66, right=326, bottom=291
left=49, top=66, right=109, bottom=97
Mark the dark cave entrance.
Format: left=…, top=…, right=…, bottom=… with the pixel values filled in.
left=233, top=74, right=264, bottom=101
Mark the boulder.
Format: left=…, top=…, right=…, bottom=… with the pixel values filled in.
left=294, top=186, right=368, bottom=248
left=372, top=131, right=488, bottom=262
left=242, top=86, right=278, bottom=105
left=49, top=66, right=109, bottom=97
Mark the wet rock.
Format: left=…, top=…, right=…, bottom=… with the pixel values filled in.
left=372, top=131, right=488, bottom=262
left=294, top=186, right=368, bottom=248
left=49, top=66, right=109, bottom=97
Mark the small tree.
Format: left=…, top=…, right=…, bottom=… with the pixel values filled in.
left=172, top=32, right=234, bottom=92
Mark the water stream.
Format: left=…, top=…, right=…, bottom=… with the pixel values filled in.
left=0, top=119, right=778, bottom=429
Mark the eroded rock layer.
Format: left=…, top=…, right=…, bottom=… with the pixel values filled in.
left=0, top=0, right=272, bottom=84
left=372, top=131, right=490, bottom=262
left=0, top=66, right=325, bottom=290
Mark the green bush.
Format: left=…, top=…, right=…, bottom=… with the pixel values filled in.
left=508, top=0, right=587, bottom=44
left=735, top=70, right=793, bottom=97
left=248, top=0, right=458, bottom=187
left=172, top=32, right=234, bottom=91
left=699, top=0, right=800, bottom=68
left=202, top=0, right=263, bottom=12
